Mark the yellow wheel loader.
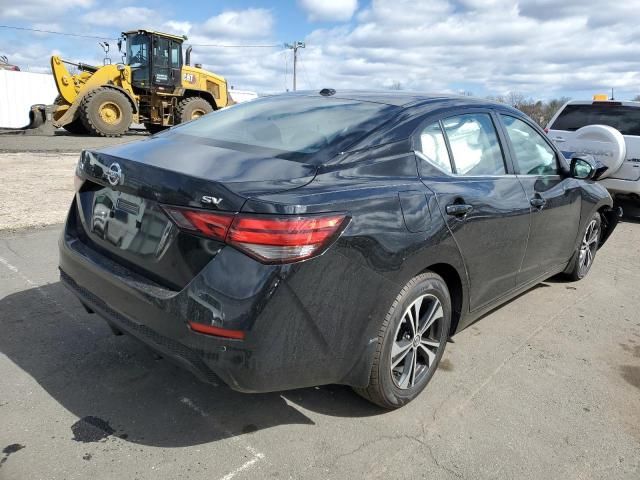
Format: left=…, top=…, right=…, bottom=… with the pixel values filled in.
left=32, top=29, right=231, bottom=136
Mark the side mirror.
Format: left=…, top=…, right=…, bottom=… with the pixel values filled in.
left=117, top=38, right=123, bottom=52
left=570, top=155, right=596, bottom=180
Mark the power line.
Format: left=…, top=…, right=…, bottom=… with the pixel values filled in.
left=0, top=24, right=116, bottom=40
left=297, top=48, right=315, bottom=91
left=190, top=42, right=282, bottom=48
left=0, top=25, right=283, bottom=48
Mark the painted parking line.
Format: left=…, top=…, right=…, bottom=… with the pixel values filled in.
left=179, top=396, right=267, bottom=479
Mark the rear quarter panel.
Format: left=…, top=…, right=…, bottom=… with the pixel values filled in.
left=241, top=146, right=469, bottom=387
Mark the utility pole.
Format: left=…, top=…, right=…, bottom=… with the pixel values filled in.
left=285, top=41, right=305, bottom=91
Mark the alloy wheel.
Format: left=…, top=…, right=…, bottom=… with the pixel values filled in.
left=390, top=294, right=444, bottom=389
left=578, top=219, right=599, bottom=276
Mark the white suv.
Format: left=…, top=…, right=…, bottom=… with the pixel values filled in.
left=546, top=99, right=640, bottom=199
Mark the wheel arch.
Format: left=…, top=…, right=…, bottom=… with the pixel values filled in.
left=421, top=262, right=464, bottom=336
left=597, top=204, right=620, bottom=248
left=182, top=89, right=218, bottom=110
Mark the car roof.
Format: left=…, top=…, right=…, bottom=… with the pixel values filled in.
left=287, top=89, right=508, bottom=109
left=563, top=99, right=640, bottom=108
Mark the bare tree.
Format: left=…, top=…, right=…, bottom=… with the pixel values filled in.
left=485, top=93, right=571, bottom=126
left=389, top=81, right=403, bottom=91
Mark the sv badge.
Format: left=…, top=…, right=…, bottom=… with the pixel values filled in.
left=201, top=195, right=223, bottom=206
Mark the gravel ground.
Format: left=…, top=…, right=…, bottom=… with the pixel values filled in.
left=0, top=153, right=78, bottom=231
left=0, top=133, right=143, bottom=231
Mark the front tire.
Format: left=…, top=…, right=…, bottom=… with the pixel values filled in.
left=355, top=272, right=451, bottom=409
left=565, top=212, right=601, bottom=281
left=176, top=97, right=213, bottom=124
left=80, top=88, right=133, bottom=137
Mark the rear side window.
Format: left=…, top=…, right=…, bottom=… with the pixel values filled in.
left=502, top=115, right=558, bottom=175
left=419, top=122, right=453, bottom=173
left=441, top=113, right=506, bottom=176
left=551, top=104, right=640, bottom=136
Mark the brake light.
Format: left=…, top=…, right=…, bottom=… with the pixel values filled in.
left=162, top=206, right=349, bottom=264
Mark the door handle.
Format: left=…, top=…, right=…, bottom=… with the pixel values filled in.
left=530, top=196, right=546, bottom=209
left=552, top=136, right=566, bottom=143
left=446, top=203, right=473, bottom=217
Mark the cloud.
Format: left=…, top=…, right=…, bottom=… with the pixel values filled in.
left=80, top=7, right=163, bottom=30
left=298, top=0, right=358, bottom=22
left=0, top=0, right=94, bottom=21
left=201, top=8, right=273, bottom=39
left=4, top=0, right=640, bottom=98
left=294, top=0, right=640, bottom=98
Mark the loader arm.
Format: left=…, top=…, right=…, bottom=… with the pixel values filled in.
left=49, top=56, right=139, bottom=127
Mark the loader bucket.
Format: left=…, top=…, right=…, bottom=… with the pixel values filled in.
left=24, top=105, right=56, bottom=134
left=6, top=104, right=58, bottom=135
left=0, top=105, right=55, bottom=136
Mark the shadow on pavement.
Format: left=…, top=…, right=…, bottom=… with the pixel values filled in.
left=0, top=282, right=383, bottom=447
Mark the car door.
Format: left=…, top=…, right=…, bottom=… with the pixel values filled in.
left=152, top=36, right=180, bottom=89
left=417, top=111, right=531, bottom=311
left=498, top=114, right=582, bottom=283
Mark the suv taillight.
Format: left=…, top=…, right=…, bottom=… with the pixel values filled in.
left=162, top=206, right=349, bottom=264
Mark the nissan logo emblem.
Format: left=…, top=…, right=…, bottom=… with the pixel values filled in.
left=107, top=162, right=123, bottom=186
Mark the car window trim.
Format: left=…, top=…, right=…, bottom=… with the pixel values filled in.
left=412, top=107, right=525, bottom=179
left=439, top=110, right=510, bottom=177
left=496, top=113, right=563, bottom=177
left=415, top=120, right=456, bottom=174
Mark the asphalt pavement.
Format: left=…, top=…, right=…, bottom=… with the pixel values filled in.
left=1, top=221, right=639, bottom=479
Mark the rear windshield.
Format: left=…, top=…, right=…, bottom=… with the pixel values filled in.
left=551, top=104, right=640, bottom=136
left=170, top=95, right=399, bottom=162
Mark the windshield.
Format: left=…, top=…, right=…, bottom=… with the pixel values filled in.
left=170, top=95, right=400, bottom=162
left=551, top=104, right=640, bottom=136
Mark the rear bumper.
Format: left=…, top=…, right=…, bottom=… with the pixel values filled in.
left=59, top=217, right=396, bottom=392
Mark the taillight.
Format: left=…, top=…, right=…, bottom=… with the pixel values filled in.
left=161, top=206, right=349, bottom=264
left=162, top=207, right=233, bottom=240
left=228, top=214, right=348, bottom=263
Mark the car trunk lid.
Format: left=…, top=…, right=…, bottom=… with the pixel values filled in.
left=72, top=134, right=317, bottom=289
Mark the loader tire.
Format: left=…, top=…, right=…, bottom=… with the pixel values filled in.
left=62, top=118, right=88, bottom=135
left=80, top=88, right=133, bottom=137
left=176, top=97, right=213, bottom=124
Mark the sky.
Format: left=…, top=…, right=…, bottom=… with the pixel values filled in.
left=1, top=0, right=640, bottom=100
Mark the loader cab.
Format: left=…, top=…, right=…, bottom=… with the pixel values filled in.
left=123, top=30, right=184, bottom=92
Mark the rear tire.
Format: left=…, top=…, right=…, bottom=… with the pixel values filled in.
left=564, top=212, right=602, bottom=281
left=176, top=97, right=213, bottom=124
left=354, top=272, right=451, bottom=409
left=62, top=118, right=88, bottom=135
left=80, top=88, right=133, bottom=137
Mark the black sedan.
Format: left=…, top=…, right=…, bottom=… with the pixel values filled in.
left=59, top=91, right=619, bottom=409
